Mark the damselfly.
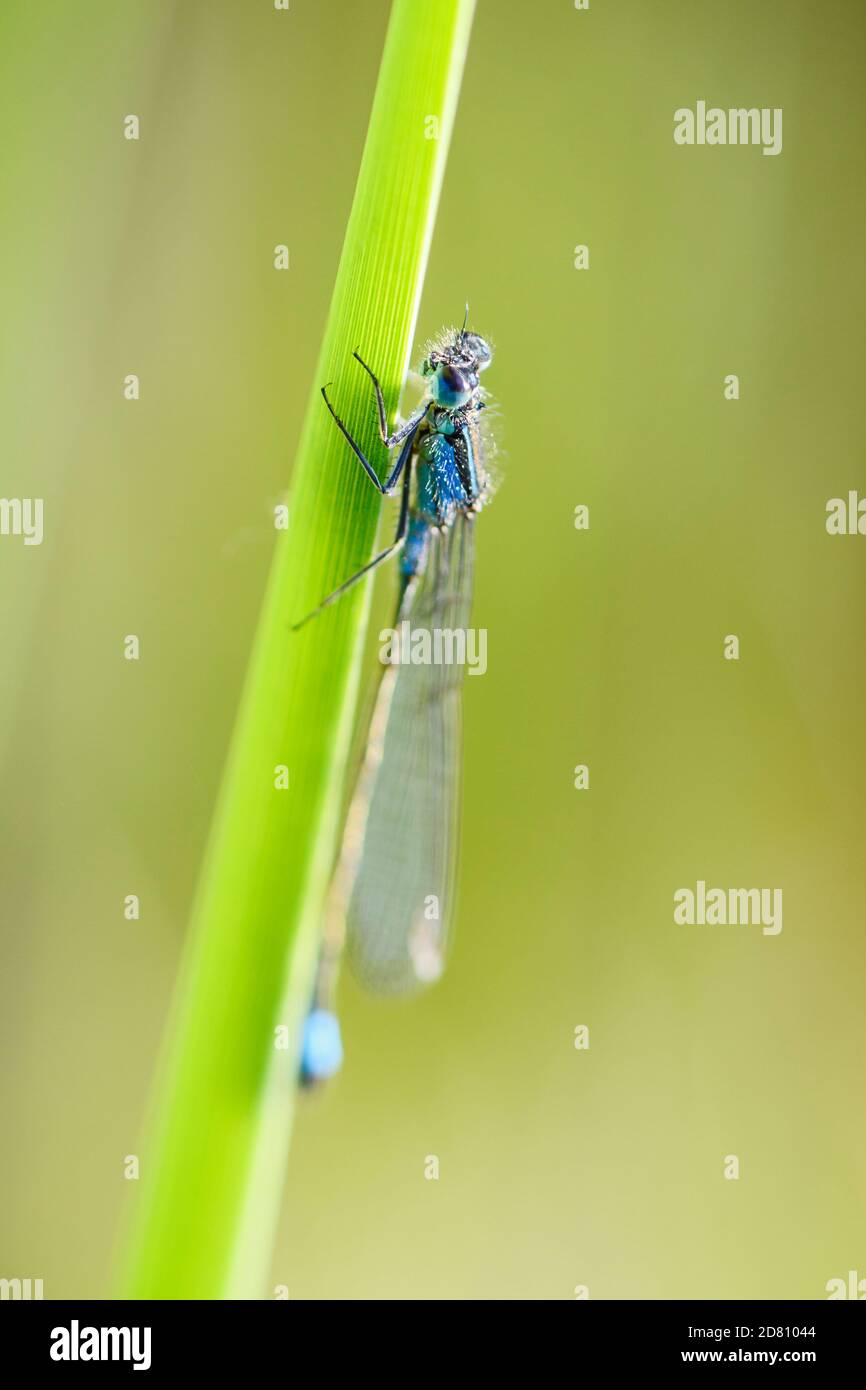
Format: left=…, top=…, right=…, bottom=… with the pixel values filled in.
left=297, top=315, right=496, bottom=1085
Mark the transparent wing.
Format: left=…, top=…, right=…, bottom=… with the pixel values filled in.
left=345, top=515, right=475, bottom=995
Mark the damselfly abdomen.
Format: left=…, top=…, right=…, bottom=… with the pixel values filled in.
left=298, top=319, right=496, bottom=1084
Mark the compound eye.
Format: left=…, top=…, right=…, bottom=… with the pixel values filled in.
left=441, top=364, right=469, bottom=395
left=463, top=333, right=492, bottom=370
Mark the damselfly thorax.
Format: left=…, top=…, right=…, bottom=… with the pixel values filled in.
left=401, top=401, right=489, bottom=593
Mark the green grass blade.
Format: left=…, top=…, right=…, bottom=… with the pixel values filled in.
left=119, top=0, right=477, bottom=1299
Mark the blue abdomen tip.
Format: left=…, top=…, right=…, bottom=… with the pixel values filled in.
left=300, top=1009, right=343, bottom=1085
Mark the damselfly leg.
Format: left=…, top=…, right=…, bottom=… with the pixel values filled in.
left=292, top=423, right=419, bottom=630
left=319, top=353, right=429, bottom=494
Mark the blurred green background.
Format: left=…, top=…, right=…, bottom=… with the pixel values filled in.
left=1, top=0, right=864, bottom=1299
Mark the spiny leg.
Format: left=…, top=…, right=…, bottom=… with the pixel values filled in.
left=352, top=350, right=427, bottom=451
left=321, top=362, right=428, bottom=494
left=320, top=384, right=391, bottom=494
left=292, top=446, right=415, bottom=631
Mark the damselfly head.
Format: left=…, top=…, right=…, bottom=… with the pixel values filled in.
left=421, top=329, right=493, bottom=409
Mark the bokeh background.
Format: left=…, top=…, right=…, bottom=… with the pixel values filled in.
left=1, top=0, right=864, bottom=1299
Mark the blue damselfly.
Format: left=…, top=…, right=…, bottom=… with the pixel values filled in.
left=297, top=315, right=497, bottom=1084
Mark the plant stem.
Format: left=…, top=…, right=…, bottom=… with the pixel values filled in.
left=119, top=0, right=477, bottom=1299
